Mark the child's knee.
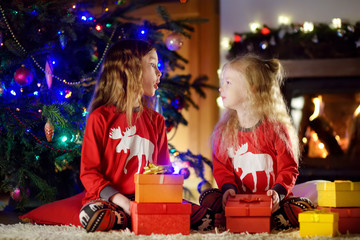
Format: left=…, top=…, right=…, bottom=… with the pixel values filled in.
left=199, top=188, right=223, bottom=213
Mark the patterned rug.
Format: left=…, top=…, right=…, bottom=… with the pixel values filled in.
left=1, top=223, right=360, bottom=240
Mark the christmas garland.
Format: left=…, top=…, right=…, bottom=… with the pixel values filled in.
left=227, top=21, right=360, bottom=60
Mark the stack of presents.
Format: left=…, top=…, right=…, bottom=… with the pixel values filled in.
left=299, top=180, right=360, bottom=237
left=130, top=164, right=191, bottom=235
left=130, top=165, right=359, bottom=236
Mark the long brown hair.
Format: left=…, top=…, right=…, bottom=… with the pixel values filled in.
left=211, top=54, right=300, bottom=163
left=87, top=39, right=154, bottom=125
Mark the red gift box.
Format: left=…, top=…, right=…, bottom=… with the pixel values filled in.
left=318, top=206, right=360, bottom=234
left=130, top=201, right=191, bottom=235
left=225, top=194, right=272, bottom=233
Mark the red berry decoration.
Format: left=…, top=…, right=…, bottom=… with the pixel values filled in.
left=14, top=66, right=34, bottom=86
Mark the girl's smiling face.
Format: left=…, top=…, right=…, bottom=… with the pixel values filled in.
left=141, top=49, right=161, bottom=96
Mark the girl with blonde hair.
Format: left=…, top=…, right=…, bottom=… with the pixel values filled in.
left=199, top=54, right=313, bottom=230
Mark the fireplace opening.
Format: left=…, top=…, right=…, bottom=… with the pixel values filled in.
left=282, top=59, right=360, bottom=183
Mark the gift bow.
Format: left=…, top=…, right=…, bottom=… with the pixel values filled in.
left=143, top=163, right=167, bottom=174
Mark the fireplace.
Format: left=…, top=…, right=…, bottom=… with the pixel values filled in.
left=281, top=58, right=360, bottom=183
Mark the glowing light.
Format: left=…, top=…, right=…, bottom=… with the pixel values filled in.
left=173, top=152, right=179, bottom=157
left=261, top=27, right=270, bottom=35
left=82, top=107, right=88, bottom=117
left=278, top=15, right=290, bottom=25
left=318, top=142, right=325, bottom=149
left=16, top=108, right=20, bottom=111
left=216, top=96, right=224, bottom=109
left=260, top=41, right=268, bottom=49
left=95, top=25, right=102, bottom=31
left=106, top=23, right=112, bottom=28
left=249, top=22, right=261, bottom=33
left=105, top=8, right=109, bottom=11
left=52, top=60, right=56, bottom=65
left=234, top=35, right=241, bottom=42
left=33, top=91, right=39, bottom=96
left=20, top=88, right=23, bottom=93
left=302, top=21, right=314, bottom=33
left=354, top=104, right=360, bottom=117
left=220, top=37, right=231, bottom=50
left=72, top=4, right=76, bottom=9
left=10, top=90, right=16, bottom=96
left=302, top=137, right=308, bottom=144
left=88, top=17, right=94, bottom=21
left=332, top=18, right=341, bottom=29
left=38, top=109, right=42, bottom=113
left=311, top=132, right=319, bottom=141
left=65, top=90, right=72, bottom=98
left=309, top=96, right=322, bottom=121
left=140, top=29, right=146, bottom=35
left=61, top=136, right=68, bottom=142
left=81, top=16, right=87, bottom=21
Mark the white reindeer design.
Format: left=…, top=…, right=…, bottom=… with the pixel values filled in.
left=227, top=143, right=274, bottom=192
left=109, top=126, right=154, bottom=174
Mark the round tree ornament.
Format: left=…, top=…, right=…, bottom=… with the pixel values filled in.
left=165, top=33, right=184, bottom=51
left=14, top=66, right=33, bottom=86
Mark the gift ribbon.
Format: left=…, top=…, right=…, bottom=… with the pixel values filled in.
left=308, top=209, right=330, bottom=222
left=238, top=197, right=262, bottom=203
left=143, top=163, right=166, bottom=174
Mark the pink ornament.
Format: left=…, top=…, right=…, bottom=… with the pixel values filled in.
left=165, top=33, right=184, bottom=51
left=14, top=67, right=33, bottom=86
left=10, top=187, right=21, bottom=202
left=45, top=59, right=53, bottom=89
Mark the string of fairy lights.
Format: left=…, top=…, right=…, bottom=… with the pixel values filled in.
left=0, top=4, right=115, bottom=86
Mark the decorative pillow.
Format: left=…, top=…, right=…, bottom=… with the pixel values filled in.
left=19, top=192, right=85, bottom=226
left=292, top=180, right=330, bottom=207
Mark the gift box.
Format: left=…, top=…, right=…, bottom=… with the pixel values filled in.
left=134, top=174, right=183, bottom=203
left=317, top=180, right=360, bottom=207
left=130, top=201, right=191, bottom=235
left=225, top=194, right=272, bottom=233
left=299, top=210, right=339, bottom=237
left=318, top=206, right=360, bottom=234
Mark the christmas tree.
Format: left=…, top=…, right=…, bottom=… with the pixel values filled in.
left=0, top=0, right=214, bottom=209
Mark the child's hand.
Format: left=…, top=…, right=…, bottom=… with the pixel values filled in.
left=267, top=189, right=280, bottom=213
left=110, top=193, right=131, bottom=215
left=222, top=189, right=236, bottom=208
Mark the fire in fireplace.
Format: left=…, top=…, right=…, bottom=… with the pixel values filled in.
left=282, top=58, right=360, bottom=183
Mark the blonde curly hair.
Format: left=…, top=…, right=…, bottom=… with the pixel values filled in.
left=211, top=54, right=300, bottom=163
left=87, top=39, right=155, bottom=125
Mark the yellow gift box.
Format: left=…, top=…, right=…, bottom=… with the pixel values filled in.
left=134, top=174, right=183, bottom=203
left=317, top=180, right=360, bottom=207
left=299, top=210, right=339, bottom=237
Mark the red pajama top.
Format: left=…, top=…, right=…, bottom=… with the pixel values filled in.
left=80, top=105, right=170, bottom=204
left=212, top=120, right=298, bottom=198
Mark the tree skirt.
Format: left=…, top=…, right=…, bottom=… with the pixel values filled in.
left=1, top=223, right=360, bottom=240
